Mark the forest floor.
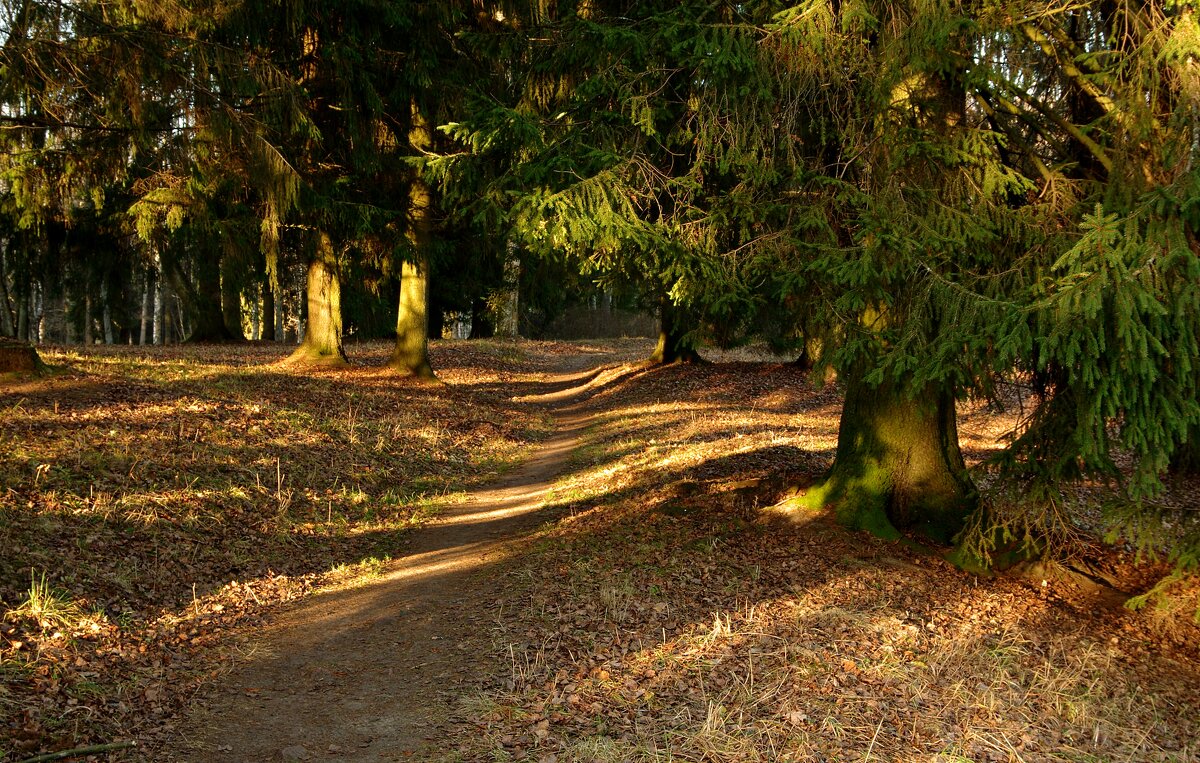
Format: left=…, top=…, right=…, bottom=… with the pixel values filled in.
left=1, top=340, right=1198, bottom=762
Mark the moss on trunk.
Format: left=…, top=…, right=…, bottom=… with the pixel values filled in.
left=389, top=100, right=437, bottom=379
left=790, top=375, right=976, bottom=544
left=390, top=257, right=435, bottom=378
left=287, top=233, right=347, bottom=366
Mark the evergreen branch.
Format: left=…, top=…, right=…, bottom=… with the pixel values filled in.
left=0, top=114, right=187, bottom=134
left=972, top=92, right=1054, bottom=184
left=988, top=78, right=1113, bottom=175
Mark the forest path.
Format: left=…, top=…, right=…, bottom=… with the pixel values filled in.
left=173, top=358, right=623, bottom=763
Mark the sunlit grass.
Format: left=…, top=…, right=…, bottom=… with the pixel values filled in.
left=5, top=571, right=87, bottom=633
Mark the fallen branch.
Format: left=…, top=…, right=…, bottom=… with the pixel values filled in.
left=14, top=741, right=137, bottom=763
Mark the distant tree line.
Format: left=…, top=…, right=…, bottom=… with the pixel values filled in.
left=2, top=0, right=1197, bottom=580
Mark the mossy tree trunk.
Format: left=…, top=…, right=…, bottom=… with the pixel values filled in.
left=287, top=232, right=347, bottom=366
left=648, top=295, right=701, bottom=365
left=793, top=375, right=976, bottom=544
left=389, top=100, right=436, bottom=379
left=391, top=256, right=435, bottom=377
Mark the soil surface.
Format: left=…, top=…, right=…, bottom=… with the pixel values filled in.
left=172, top=363, right=606, bottom=762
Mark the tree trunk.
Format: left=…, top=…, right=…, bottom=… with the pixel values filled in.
left=469, top=297, right=494, bottom=339
left=17, top=291, right=30, bottom=342
left=495, top=244, right=520, bottom=338
left=0, top=249, right=15, bottom=338
left=276, top=286, right=286, bottom=341
left=1171, top=426, right=1200, bottom=474
left=427, top=298, right=444, bottom=340
left=82, top=293, right=93, bottom=345
left=648, top=296, right=701, bottom=364
left=390, top=99, right=437, bottom=377
left=153, top=263, right=166, bottom=345
left=220, top=255, right=246, bottom=340
left=139, top=268, right=151, bottom=345
left=390, top=257, right=435, bottom=377
left=28, top=283, right=42, bottom=343
left=287, top=232, right=347, bottom=365
left=61, top=291, right=73, bottom=344
left=178, top=247, right=237, bottom=342
left=790, top=375, right=976, bottom=543
left=100, top=281, right=114, bottom=344
left=262, top=284, right=277, bottom=341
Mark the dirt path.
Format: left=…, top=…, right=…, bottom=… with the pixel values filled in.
left=172, top=364, right=612, bottom=762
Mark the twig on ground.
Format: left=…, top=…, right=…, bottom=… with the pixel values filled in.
left=14, top=740, right=137, bottom=763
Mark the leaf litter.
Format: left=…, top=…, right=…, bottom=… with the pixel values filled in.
left=438, top=349, right=1200, bottom=763
left=1, top=339, right=1197, bottom=762
left=0, top=339, right=557, bottom=760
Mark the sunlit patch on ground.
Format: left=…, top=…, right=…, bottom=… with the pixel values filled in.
left=0, top=339, right=566, bottom=758
left=3, top=340, right=1196, bottom=761
left=446, top=358, right=1200, bottom=763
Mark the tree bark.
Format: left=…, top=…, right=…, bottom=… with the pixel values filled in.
left=790, top=375, right=976, bottom=543
left=220, top=255, right=246, bottom=340
left=389, top=99, right=436, bottom=378
left=1171, top=426, right=1200, bottom=475
left=176, top=246, right=238, bottom=342
left=32, top=284, right=43, bottom=343
left=390, top=258, right=435, bottom=377
left=100, top=281, right=114, bottom=344
left=287, top=231, right=348, bottom=365
left=648, top=296, right=701, bottom=364
left=153, top=261, right=166, bottom=345
left=139, top=268, right=152, bottom=345
left=469, top=297, right=494, bottom=338
left=427, top=297, right=444, bottom=340
left=261, top=282, right=276, bottom=341
left=82, top=292, right=93, bottom=345
left=0, top=248, right=14, bottom=338
left=17, top=290, right=30, bottom=342
left=495, top=244, right=520, bottom=338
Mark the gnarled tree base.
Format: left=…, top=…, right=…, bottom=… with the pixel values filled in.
left=283, top=343, right=350, bottom=368
left=784, top=377, right=976, bottom=544
left=386, top=356, right=438, bottom=381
